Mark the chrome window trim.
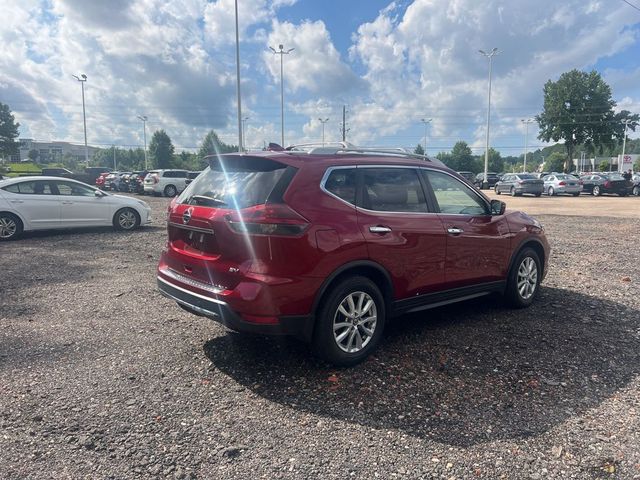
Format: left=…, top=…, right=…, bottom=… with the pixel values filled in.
left=320, top=164, right=492, bottom=216
left=319, top=166, right=358, bottom=209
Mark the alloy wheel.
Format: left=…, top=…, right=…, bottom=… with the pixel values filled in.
left=333, top=291, right=378, bottom=353
left=517, top=257, right=538, bottom=300
left=0, top=217, right=17, bottom=239
left=118, top=210, right=137, bottom=230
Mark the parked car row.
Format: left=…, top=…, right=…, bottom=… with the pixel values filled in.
left=462, top=170, right=638, bottom=198
left=96, top=170, right=202, bottom=197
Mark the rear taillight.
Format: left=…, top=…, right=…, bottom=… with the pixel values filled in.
left=152, top=174, right=159, bottom=184
left=517, top=180, right=524, bottom=184
left=558, top=181, right=566, bottom=186
left=604, top=181, right=611, bottom=188
left=225, top=204, right=309, bottom=237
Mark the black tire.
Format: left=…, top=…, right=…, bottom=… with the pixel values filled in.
left=505, top=247, right=541, bottom=308
left=510, top=186, right=516, bottom=197
left=572, top=193, right=580, bottom=197
left=620, top=192, right=627, bottom=197
left=593, top=185, right=601, bottom=196
left=164, top=185, right=177, bottom=197
left=113, top=208, right=140, bottom=231
left=495, top=185, right=500, bottom=195
left=548, top=186, right=555, bottom=196
left=535, top=192, right=542, bottom=197
left=312, top=276, right=386, bottom=367
left=0, top=212, right=23, bottom=241
left=633, top=186, right=640, bottom=196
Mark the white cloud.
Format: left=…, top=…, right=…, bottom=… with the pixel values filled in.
left=263, top=20, right=366, bottom=97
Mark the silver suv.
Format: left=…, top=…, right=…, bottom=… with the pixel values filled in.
left=143, top=169, right=188, bottom=197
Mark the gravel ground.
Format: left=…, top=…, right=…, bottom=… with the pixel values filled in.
left=1, top=194, right=639, bottom=479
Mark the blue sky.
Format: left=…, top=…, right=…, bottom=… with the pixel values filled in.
left=1, top=0, right=639, bottom=157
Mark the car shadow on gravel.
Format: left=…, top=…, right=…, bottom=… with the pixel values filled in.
left=17, top=225, right=165, bottom=240
left=203, top=287, right=640, bottom=447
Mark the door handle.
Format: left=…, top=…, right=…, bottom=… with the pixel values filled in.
left=447, top=227, right=464, bottom=235
left=61, top=201, right=74, bottom=205
left=10, top=200, right=24, bottom=204
left=369, top=226, right=392, bottom=234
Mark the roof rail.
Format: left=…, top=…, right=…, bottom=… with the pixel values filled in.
left=285, top=142, right=434, bottom=162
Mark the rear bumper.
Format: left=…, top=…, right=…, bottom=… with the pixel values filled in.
left=157, top=275, right=314, bottom=340
left=515, top=186, right=543, bottom=194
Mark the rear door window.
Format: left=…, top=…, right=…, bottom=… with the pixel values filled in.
left=177, top=156, right=294, bottom=209
left=360, top=168, right=427, bottom=213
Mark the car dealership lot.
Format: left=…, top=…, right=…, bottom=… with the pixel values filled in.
left=1, top=194, right=639, bottom=479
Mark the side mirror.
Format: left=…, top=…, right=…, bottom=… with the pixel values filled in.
left=490, top=199, right=506, bottom=216
left=95, top=190, right=105, bottom=197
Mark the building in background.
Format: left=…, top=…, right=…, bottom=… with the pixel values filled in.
left=10, top=139, right=99, bottom=163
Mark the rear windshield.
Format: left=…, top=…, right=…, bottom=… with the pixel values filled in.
left=517, top=174, right=536, bottom=179
left=177, top=156, right=290, bottom=209
left=608, top=173, right=624, bottom=180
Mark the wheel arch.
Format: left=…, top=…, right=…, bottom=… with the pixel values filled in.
left=311, top=260, right=395, bottom=322
left=506, top=238, right=546, bottom=281
left=0, top=210, right=27, bottom=230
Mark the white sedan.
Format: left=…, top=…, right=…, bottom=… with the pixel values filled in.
left=0, top=176, right=152, bottom=241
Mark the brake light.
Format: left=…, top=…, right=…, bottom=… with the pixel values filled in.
left=604, top=181, right=611, bottom=188
left=558, top=181, right=566, bottom=186
left=152, top=174, right=159, bottom=184
left=225, top=204, right=309, bottom=237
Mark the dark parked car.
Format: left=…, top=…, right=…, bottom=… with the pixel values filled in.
left=474, top=172, right=500, bottom=189
left=157, top=146, right=549, bottom=366
left=495, top=173, right=543, bottom=197
left=456, top=171, right=475, bottom=183
left=579, top=173, right=632, bottom=196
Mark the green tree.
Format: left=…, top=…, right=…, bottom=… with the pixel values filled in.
left=544, top=152, right=565, bottom=172
left=486, top=148, right=504, bottom=173
left=198, top=130, right=237, bottom=159
left=28, top=149, right=39, bottom=161
left=451, top=141, right=474, bottom=171
left=0, top=102, right=20, bottom=159
left=536, top=69, right=639, bottom=173
left=149, top=130, right=175, bottom=169
left=414, top=144, right=424, bottom=155
left=598, top=160, right=609, bottom=172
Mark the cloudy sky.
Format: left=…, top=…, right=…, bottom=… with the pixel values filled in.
left=1, top=0, right=639, bottom=156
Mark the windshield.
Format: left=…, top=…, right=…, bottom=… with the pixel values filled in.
left=177, top=156, right=288, bottom=209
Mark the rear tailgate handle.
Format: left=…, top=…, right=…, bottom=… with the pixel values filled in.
left=447, top=227, right=464, bottom=235
left=369, top=226, right=392, bottom=234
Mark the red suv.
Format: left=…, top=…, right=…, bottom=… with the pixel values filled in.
left=157, top=146, right=549, bottom=366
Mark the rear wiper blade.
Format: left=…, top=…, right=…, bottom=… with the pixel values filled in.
left=190, top=195, right=227, bottom=206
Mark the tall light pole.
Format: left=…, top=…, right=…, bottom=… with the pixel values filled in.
left=420, top=118, right=432, bottom=155
left=234, top=0, right=243, bottom=152
left=72, top=74, right=89, bottom=165
left=621, top=119, right=631, bottom=172
left=242, top=116, right=249, bottom=151
left=269, top=44, right=294, bottom=147
left=478, top=48, right=499, bottom=188
left=137, top=115, right=148, bottom=170
left=318, top=118, right=329, bottom=145
left=521, top=118, right=534, bottom=172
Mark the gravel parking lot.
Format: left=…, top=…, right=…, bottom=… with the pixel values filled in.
left=1, top=194, right=639, bottom=479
